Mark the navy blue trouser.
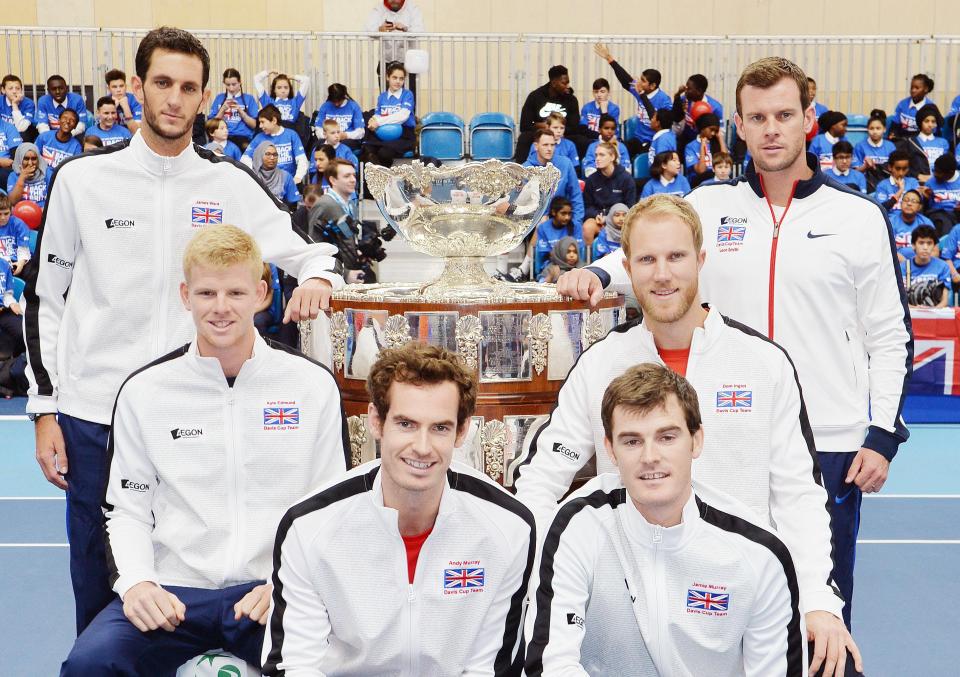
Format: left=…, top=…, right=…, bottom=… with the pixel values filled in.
left=817, top=451, right=863, bottom=630
left=60, top=413, right=116, bottom=634
left=61, top=581, right=265, bottom=676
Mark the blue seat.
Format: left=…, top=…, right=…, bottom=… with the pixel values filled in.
left=420, top=112, right=465, bottom=160
left=12, top=276, right=25, bottom=302
left=633, top=153, right=651, bottom=179
left=846, top=113, right=869, bottom=147
left=28, top=230, right=38, bottom=255
left=469, top=113, right=514, bottom=160
left=622, top=117, right=639, bottom=142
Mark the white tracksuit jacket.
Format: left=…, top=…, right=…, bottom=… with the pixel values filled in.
left=513, top=309, right=841, bottom=617
left=589, top=155, right=913, bottom=459
left=262, top=460, right=536, bottom=677
left=24, top=130, right=342, bottom=424
left=104, top=333, right=350, bottom=599
left=525, top=476, right=807, bottom=677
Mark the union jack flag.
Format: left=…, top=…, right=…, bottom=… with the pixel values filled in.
left=444, top=568, right=485, bottom=590
left=717, top=225, right=746, bottom=242
left=716, top=390, right=752, bottom=408
left=687, top=588, right=729, bottom=612
left=263, top=407, right=299, bottom=426
left=191, top=206, right=223, bottom=225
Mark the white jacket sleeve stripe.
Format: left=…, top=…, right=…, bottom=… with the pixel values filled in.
left=696, top=497, right=805, bottom=677
left=263, top=467, right=381, bottom=676
left=526, top=487, right=626, bottom=676
left=448, top=470, right=537, bottom=675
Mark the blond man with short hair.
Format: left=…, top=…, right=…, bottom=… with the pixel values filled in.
left=61, top=225, right=349, bottom=676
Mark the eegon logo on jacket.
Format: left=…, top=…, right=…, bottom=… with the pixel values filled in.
left=170, top=427, right=203, bottom=440
left=552, top=441, right=580, bottom=462
left=46, top=253, right=73, bottom=269
left=120, top=479, right=149, bottom=492
left=105, top=217, right=135, bottom=229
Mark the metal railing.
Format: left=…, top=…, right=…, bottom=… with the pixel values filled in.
left=2, top=27, right=959, bottom=127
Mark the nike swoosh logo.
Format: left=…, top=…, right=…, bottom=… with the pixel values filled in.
left=807, top=231, right=836, bottom=239
left=835, top=488, right=855, bottom=504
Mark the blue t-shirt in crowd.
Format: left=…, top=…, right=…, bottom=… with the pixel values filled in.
left=534, top=218, right=584, bottom=275
left=641, top=173, right=691, bottom=198
left=34, top=92, right=86, bottom=130
left=243, top=128, right=307, bottom=177
left=582, top=140, right=630, bottom=174
left=939, top=224, right=960, bottom=267
left=915, top=134, right=950, bottom=167
left=684, top=137, right=714, bottom=175
left=889, top=211, right=934, bottom=248
left=209, top=92, right=259, bottom=139
left=6, top=169, right=52, bottom=208
left=376, top=89, right=416, bottom=128
left=259, top=91, right=306, bottom=123
left=811, top=101, right=828, bottom=118
left=854, top=138, right=896, bottom=169
left=0, top=257, right=14, bottom=300
left=0, top=120, right=23, bottom=160
left=315, top=99, right=365, bottom=136
left=0, top=96, right=36, bottom=127
left=873, top=176, right=921, bottom=212
left=826, top=167, right=867, bottom=193
left=926, top=172, right=960, bottom=212
left=35, top=130, right=82, bottom=168
left=278, top=170, right=301, bottom=204
left=629, top=88, right=672, bottom=143
left=579, top=100, right=621, bottom=133
left=0, top=214, right=31, bottom=262
left=679, top=94, right=723, bottom=131
left=592, top=229, right=622, bottom=259
left=808, top=133, right=845, bottom=170
left=892, top=96, right=934, bottom=135
left=85, top=123, right=132, bottom=147
left=648, top=130, right=677, bottom=166
left=900, top=256, right=952, bottom=305
left=523, top=154, right=584, bottom=227
left=111, top=92, right=142, bottom=128
left=331, top=143, right=358, bottom=170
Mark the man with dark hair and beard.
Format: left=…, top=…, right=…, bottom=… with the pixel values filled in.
left=23, top=26, right=342, bottom=634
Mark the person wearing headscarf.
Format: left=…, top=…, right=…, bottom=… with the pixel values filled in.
left=539, top=235, right=582, bottom=283
left=252, top=141, right=300, bottom=210
left=593, top=202, right=627, bottom=258
left=809, top=111, right=848, bottom=170
left=7, top=143, right=51, bottom=207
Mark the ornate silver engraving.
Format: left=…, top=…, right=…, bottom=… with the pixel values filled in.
left=329, top=311, right=348, bottom=372
left=455, top=315, right=483, bottom=369
left=480, top=419, right=508, bottom=482
left=383, top=315, right=412, bottom=349
left=583, top=311, right=607, bottom=347
left=347, top=416, right=367, bottom=468
left=528, top=313, right=552, bottom=375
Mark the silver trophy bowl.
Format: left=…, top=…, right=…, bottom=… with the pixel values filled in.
left=364, top=160, right=561, bottom=300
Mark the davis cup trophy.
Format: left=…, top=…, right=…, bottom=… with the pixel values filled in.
left=301, top=160, right=624, bottom=487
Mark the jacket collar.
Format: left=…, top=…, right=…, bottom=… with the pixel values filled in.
left=620, top=488, right=699, bottom=551
left=638, top=304, right=722, bottom=356
left=744, top=151, right=825, bottom=200
left=370, top=463, right=455, bottom=535
left=187, top=331, right=270, bottom=386
left=129, top=129, right=198, bottom=176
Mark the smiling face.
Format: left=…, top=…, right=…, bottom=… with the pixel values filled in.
left=735, top=76, right=813, bottom=174
left=604, top=396, right=703, bottom=523
left=369, top=380, right=467, bottom=499
left=98, top=102, right=118, bottom=129
left=58, top=110, right=78, bottom=136
left=258, top=114, right=280, bottom=135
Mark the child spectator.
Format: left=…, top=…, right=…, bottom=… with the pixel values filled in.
left=711, top=150, right=734, bottom=182
left=892, top=74, right=935, bottom=139
left=684, top=112, right=721, bottom=187
left=209, top=68, right=259, bottom=150
left=362, top=63, right=416, bottom=167
left=582, top=114, right=630, bottom=176
left=854, top=109, right=896, bottom=193
left=104, top=69, right=142, bottom=132
left=583, top=141, right=636, bottom=245
left=81, top=135, right=102, bottom=151
left=642, top=150, right=691, bottom=197
left=6, top=143, right=50, bottom=207
left=0, top=118, right=23, bottom=186
left=809, top=111, right=847, bottom=170
left=241, top=104, right=307, bottom=183
left=321, top=118, right=359, bottom=170
left=939, top=222, right=960, bottom=288
left=291, top=183, right=325, bottom=233
left=34, top=75, right=86, bottom=136
left=579, top=78, right=620, bottom=134
left=924, top=154, right=960, bottom=235
left=890, top=190, right=934, bottom=251
left=313, top=83, right=365, bottom=151
left=593, top=44, right=672, bottom=154
left=1, top=75, right=36, bottom=138
left=84, top=97, right=133, bottom=146
left=592, top=201, right=627, bottom=258
left=0, top=194, right=31, bottom=275
left=310, top=144, right=336, bottom=187
left=252, top=142, right=300, bottom=209
left=901, top=225, right=952, bottom=307
left=539, top=235, right=582, bottom=283
left=534, top=196, right=582, bottom=277
left=807, top=77, right=829, bottom=118
left=673, top=74, right=724, bottom=146
left=827, top=140, right=866, bottom=193
left=0, top=255, right=23, bottom=359
left=35, top=109, right=82, bottom=169
left=874, top=149, right=919, bottom=212
left=908, top=104, right=949, bottom=180
left=646, top=108, right=676, bottom=166
left=254, top=69, right=309, bottom=123
left=202, top=118, right=242, bottom=161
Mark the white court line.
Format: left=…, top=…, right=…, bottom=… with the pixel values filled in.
left=863, top=494, right=960, bottom=499
left=857, top=539, right=960, bottom=544
left=0, top=543, right=68, bottom=547
left=0, top=415, right=28, bottom=421
left=0, top=496, right=64, bottom=500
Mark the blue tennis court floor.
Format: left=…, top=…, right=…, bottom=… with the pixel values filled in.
left=1, top=414, right=957, bottom=676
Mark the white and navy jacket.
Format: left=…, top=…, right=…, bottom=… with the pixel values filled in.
left=525, top=476, right=806, bottom=677
left=589, top=154, right=913, bottom=459
left=514, top=308, right=840, bottom=617
left=23, top=130, right=343, bottom=424
left=104, top=333, right=350, bottom=599
left=262, top=460, right=536, bottom=677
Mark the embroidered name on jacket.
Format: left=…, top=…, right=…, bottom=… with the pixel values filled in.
left=717, top=216, right=747, bottom=252
left=444, top=560, right=484, bottom=595
left=715, top=388, right=753, bottom=412
left=263, top=402, right=300, bottom=429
